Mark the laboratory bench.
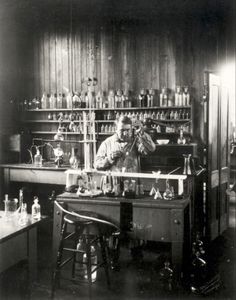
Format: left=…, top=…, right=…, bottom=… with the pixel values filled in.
left=0, top=163, right=67, bottom=192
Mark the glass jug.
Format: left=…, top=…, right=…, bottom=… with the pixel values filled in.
left=4, top=195, right=18, bottom=220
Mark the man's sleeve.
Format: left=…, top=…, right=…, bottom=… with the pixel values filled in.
left=94, top=140, right=114, bottom=170
left=136, top=132, right=156, bottom=155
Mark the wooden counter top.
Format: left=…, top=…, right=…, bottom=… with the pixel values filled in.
left=56, top=192, right=190, bottom=209
left=0, top=163, right=68, bottom=171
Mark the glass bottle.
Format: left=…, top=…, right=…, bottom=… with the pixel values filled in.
left=62, top=93, right=66, bottom=108
left=36, top=97, right=41, bottom=109
left=19, top=189, right=23, bottom=209
left=23, top=99, right=28, bottom=110
left=159, top=261, right=173, bottom=291
left=72, top=92, right=79, bottom=109
left=163, top=180, right=174, bottom=200
left=34, top=147, right=43, bottom=167
left=32, top=196, right=41, bottom=220
left=4, top=194, right=9, bottom=214
left=66, top=92, right=73, bottom=109
left=177, top=127, right=186, bottom=145
left=53, top=93, right=57, bottom=109
left=57, top=93, right=63, bottom=109
left=49, top=93, right=54, bottom=109
left=69, top=147, right=79, bottom=169
left=184, top=86, right=190, bottom=106
left=175, top=86, right=180, bottom=106
left=191, top=251, right=207, bottom=287
left=41, top=93, right=47, bottom=109
left=83, top=245, right=97, bottom=283
left=75, top=238, right=86, bottom=279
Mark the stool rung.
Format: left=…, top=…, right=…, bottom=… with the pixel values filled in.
left=63, top=247, right=80, bottom=252
left=59, top=256, right=74, bottom=268
left=64, top=232, right=76, bottom=240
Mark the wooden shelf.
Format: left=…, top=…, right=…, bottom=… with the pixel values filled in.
left=31, top=131, right=115, bottom=136
left=23, top=119, right=116, bottom=123
left=23, top=119, right=190, bottom=124
left=25, top=105, right=191, bottom=112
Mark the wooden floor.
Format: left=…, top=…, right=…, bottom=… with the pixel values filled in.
left=0, top=202, right=235, bottom=300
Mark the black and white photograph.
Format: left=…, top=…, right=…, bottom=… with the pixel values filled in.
left=0, top=0, right=235, bottom=299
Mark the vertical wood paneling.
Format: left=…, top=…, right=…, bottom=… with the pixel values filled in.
left=49, top=28, right=56, bottom=93
left=100, top=25, right=109, bottom=92
left=136, top=26, right=146, bottom=90
left=61, top=34, right=69, bottom=93
left=107, top=24, right=115, bottom=90
left=33, top=34, right=40, bottom=98
left=94, top=25, right=101, bottom=91
left=44, top=31, right=50, bottom=94
left=166, top=31, right=176, bottom=91
left=145, top=24, right=153, bottom=89
left=151, top=31, right=160, bottom=90
left=55, top=32, right=62, bottom=93
left=39, top=32, right=44, bottom=96
left=114, top=24, right=122, bottom=89
left=73, top=28, right=79, bottom=92
left=81, top=24, right=87, bottom=90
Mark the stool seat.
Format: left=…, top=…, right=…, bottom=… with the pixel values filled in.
left=51, top=201, right=120, bottom=299
left=64, top=213, right=93, bottom=225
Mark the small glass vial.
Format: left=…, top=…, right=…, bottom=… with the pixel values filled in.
left=34, top=148, right=42, bottom=167
left=32, top=196, right=41, bottom=220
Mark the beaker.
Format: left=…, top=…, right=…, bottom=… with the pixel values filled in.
left=4, top=198, right=18, bottom=220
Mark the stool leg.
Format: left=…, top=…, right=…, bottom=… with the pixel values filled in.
left=109, top=235, right=120, bottom=271
left=72, top=226, right=80, bottom=279
left=85, top=237, right=92, bottom=298
left=100, top=236, right=111, bottom=288
left=51, top=221, right=67, bottom=298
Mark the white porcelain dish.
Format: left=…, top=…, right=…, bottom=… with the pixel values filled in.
left=156, top=139, right=169, bottom=145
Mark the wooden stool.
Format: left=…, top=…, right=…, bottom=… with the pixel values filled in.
left=51, top=201, right=120, bottom=298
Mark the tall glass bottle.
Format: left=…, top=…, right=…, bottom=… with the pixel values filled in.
left=41, top=93, right=47, bottom=109
left=83, top=245, right=97, bottom=283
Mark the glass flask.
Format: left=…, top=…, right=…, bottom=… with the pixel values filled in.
left=19, top=203, right=28, bottom=226
left=163, top=180, right=174, bottom=200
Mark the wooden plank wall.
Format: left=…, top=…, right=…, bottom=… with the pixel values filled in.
left=31, top=19, right=182, bottom=101
left=27, top=2, right=232, bottom=144
left=0, top=0, right=234, bottom=145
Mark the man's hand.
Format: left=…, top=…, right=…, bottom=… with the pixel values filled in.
left=109, top=150, right=123, bottom=161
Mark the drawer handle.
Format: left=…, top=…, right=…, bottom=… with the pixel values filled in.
left=57, top=211, right=60, bottom=215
